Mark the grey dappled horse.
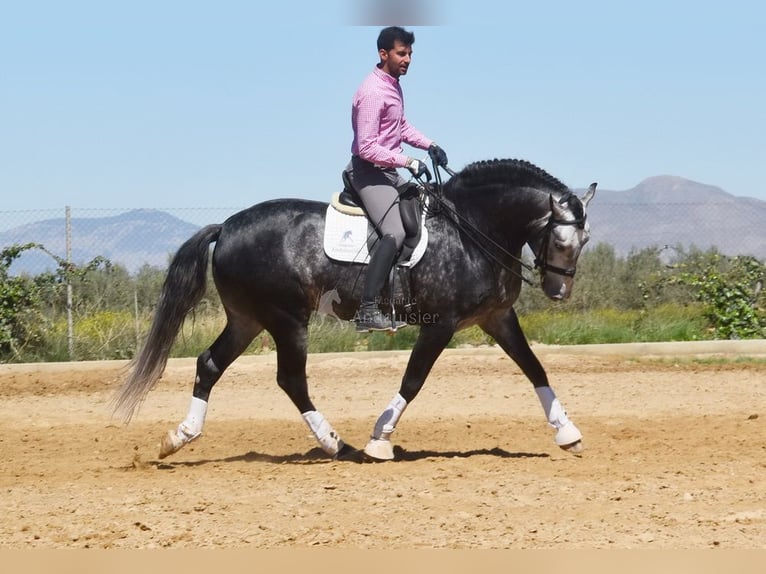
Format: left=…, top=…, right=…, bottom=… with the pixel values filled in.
left=114, top=159, right=596, bottom=461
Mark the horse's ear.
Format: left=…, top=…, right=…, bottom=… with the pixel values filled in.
left=550, top=193, right=566, bottom=219
left=582, top=183, right=597, bottom=207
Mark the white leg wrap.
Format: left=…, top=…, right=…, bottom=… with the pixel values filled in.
left=302, top=410, right=344, bottom=456
left=371, top=393, right=408, bottom=440
left=535, top=386, right=569, bottom=428
left=178, top=396, right=208, bottom=438
left=364, top=393, right=408, bottom=461
left=535, top=386, right=582, bottom=446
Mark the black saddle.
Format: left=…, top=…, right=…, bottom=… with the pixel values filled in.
left=339, top=171, right=362, bottom=208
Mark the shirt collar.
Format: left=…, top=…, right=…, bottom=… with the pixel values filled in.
left=374, top=64, right=400, bottom=86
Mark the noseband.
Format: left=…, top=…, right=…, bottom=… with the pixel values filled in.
left=533, top=193, right=587, bottom=278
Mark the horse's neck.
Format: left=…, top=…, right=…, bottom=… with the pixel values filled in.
left=452, top=186, right=549, bottom=245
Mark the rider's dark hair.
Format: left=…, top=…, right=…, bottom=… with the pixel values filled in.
left=377, top=26, right=415, bottom=51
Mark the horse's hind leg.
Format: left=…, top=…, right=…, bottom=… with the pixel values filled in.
left=270, top=317, right=345, bottom=457
left=480, top=308, right=583, bottom=453
left=159, top=318, right=261, bottom=459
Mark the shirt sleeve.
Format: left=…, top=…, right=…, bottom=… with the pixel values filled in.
left=401, top=116, right=433, bottom=151
left=354, top=92, right=410, bottom=168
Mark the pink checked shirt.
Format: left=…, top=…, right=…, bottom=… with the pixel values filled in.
left=351, top=66, right=433, bottom=169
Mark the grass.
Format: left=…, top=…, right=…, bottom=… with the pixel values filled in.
left=518, top=304, right=710, bottom=345
left=639, top=355, right=766, bottom=367
left=9, top=302, right=743, bottom=363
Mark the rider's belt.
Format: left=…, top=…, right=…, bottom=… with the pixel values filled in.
left=352, top=155, right=389, bottom=170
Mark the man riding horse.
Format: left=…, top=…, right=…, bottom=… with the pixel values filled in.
left=114, top=28, right=596, bottom=464
left=345, top=26, right=449, bottom=332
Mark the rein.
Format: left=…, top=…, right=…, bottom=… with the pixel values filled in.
left=420, top=164, right=537, bottom=286
left=417, top=162, right=585, bottom=285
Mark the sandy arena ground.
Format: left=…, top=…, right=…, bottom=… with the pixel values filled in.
left=1, top=341, right=764, bottom=549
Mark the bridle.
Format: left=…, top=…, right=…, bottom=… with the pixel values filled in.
left=418, top=163, right=587, bottom=285
left=533, top=192, right=587, bottom=278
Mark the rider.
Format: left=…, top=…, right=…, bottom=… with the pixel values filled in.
left=346, top=26, right=449, bottom=332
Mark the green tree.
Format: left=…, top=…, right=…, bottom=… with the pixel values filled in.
left=571, top=242, right=622, bottom=310
left=618, top=247, right=666, bottom=309
left=133, top=264, right=166, bottom=314
left=0, top=244, right=46, bottom=358
left=671, top=253, right=766, bottom=339
left=0, top=242, right=112, bottom=361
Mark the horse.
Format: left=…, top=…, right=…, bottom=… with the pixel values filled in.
left=113, top=158, right=596, bottom=462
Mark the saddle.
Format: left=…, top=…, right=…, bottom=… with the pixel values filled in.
left=323, top=171, right=429, bottom=268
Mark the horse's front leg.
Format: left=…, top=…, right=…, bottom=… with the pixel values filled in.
left=481, top=308, right=583, bottom=453
left=364, top=323, right=455, bottom=461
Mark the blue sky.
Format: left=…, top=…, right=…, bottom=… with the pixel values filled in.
left=2, top=0, right=765, bottom=214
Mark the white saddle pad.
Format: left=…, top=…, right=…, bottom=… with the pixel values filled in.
left=323, top=202, right=428, bottom=268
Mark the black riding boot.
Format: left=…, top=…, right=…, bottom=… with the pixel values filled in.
left=355, top=235, right=406, bottom=332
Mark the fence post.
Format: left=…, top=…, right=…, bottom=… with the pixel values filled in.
left=134, top=289, right=140, bottom=348
left=66, top=206, right=74, bottom=360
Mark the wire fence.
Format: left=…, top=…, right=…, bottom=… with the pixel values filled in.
left=2, top=201, right=765, bottom=276
left=2, top=203, right=766, bottom=361
left=0, top=206, right=247, bottom=275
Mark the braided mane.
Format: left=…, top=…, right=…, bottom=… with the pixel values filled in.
left=450, top=159, right=568, bottom=193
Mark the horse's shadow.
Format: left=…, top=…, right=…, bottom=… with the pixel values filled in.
left=150, top=444, right=549, bottom=469
left=390, top=445, right=549, bottom=462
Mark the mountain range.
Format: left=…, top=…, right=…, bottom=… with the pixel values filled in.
left=2, top=176, right=765, bottom=275
left=584, top=176, right=766, bottom=259
left=0, top=209, right=200, bottom=275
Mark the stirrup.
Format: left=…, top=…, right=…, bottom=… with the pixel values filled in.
left=355, top=306, right=406, bottom=332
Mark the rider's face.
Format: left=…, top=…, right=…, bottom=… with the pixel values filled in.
left=379, top=40, right=413, bottom=78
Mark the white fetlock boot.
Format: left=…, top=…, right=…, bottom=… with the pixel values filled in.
left=364, top=393, right=407, bottom=461
left=159, top=397, right=207, bottom=459
left=535, top=387, right=583, bottom=453
left=302, top=410, right=344, bottom=457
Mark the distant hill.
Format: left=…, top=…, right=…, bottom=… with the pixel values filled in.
left=584, top=176, right=766, bottom=259
left=0, top=209, right=200, bottom=275
left=2, top=176, right=766, bottom=276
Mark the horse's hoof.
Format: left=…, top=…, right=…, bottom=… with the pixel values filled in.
left=559, top=440, right=584, bottom=455
left=554, top=421, right=583, bottom=447
left=334, top=443, right=365, bottom=463
left=363, top=438, right=395, bottom=461
left=159, top=431, right=182, bottom=459
left=158, top=428, right=199, bottom=459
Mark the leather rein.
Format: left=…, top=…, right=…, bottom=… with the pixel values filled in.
left=417, top=162, right=586, bottom=285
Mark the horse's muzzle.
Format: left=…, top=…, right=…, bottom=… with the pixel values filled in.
left=542, top=275, right=573, bottom=301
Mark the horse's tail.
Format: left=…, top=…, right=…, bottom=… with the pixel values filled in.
left=112, top=223, right=222, bottom=423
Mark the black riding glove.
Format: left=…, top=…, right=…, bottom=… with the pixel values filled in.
left=406, top=158, right=432, bottom=181
left=428, top=143, right=449, bottom=168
